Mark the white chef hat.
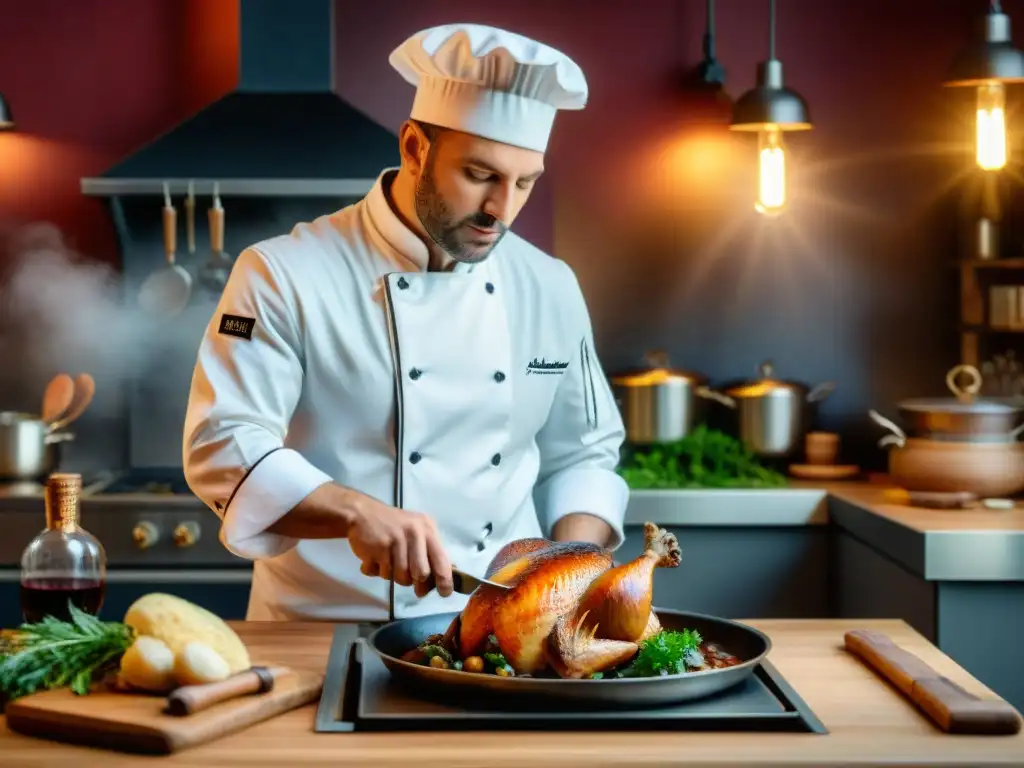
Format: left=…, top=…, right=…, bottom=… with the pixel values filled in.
left=389, top=23, right=588, bottom=153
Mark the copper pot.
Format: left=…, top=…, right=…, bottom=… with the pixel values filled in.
left=869, top=409, right=1024, bottom=496
left=895, top=364, right=1024, bottom=441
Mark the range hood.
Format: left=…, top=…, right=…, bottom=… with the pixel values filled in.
left=81, top=0, right=399, bottom=198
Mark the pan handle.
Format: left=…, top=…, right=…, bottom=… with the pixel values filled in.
left=697, top=386, right=735, bottom=409
left=868, top=409, right=906, bottom=449
left=807, top=381, right=837, bottom=403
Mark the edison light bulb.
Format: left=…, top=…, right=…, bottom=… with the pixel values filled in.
left=755, top=126, right=786, bottom=216
left=976, top=82, right=1008, bottom=171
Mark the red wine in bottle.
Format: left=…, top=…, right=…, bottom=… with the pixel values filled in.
left=19, top=578, right=106, bottom=624
left=19, top=473, right=107, bottom=624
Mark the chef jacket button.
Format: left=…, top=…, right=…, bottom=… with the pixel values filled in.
left=476, top=541, right=487, bottom=552
left=485, top=282, right=495, bottom=294
left=409, top=368, right=422, bottom=380
left=491, top=453, right=501, bottom=466
left=409, top=451, right=422, bottom=464
left=397, top=277, right=409, bottom=290
left=493, top=371, right=505, bottom=383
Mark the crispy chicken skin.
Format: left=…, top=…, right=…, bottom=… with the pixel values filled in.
left=443, top=522, right=682, bottom=678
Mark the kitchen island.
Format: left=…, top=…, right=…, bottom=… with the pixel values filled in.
left=0, top=618, right=1020, bottom=767
left=621, top=478, right=1024, bottom=714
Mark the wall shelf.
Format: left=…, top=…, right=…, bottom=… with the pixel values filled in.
left=960, top=258, right=1024, bottom=269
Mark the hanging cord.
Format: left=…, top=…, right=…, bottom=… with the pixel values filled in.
left=703, top=0, right=717, bottom=61
left=768, top=0, right=777, bottom=60
left=991, top=0, right=1003, bottom=14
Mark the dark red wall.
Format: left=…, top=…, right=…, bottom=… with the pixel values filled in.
left=0, top=0, right=1009, bottom=462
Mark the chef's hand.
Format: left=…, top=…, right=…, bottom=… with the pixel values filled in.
left=347, top=500, right=455, bottom=598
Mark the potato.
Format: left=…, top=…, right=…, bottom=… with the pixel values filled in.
left=118, top=635, right=176, bottom=692
left=124, top=593, right=251, bottom=673
left=174, top=641, right=231, bottom=686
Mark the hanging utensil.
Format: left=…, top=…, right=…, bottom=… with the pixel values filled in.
left=185, top=180, right=196, bottom=262
left=198, top=181, right=235, bottom=294
left=41, top=373, right=75, bottom=426
left=49, top=373, right=95, bottom=433
left=138, top=182, right=192, bottom=315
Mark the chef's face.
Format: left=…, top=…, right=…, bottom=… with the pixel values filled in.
left=410, top=123, right=545, bottom=263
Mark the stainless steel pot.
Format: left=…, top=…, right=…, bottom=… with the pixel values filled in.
left=714, top=360, right=836, bottom=458
left=610, top=351, right=726, bottom=444
left=0, top=411, right=74, bottom=481
left=894, top=364, right=1024, bottom=441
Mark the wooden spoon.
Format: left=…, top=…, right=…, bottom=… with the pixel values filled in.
left=49, top=374, right=95, bottom=433
left=41, top=373, right=75, bottom=425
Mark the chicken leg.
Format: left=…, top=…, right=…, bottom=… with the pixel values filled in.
left=545, top=522, right=682, bottom=679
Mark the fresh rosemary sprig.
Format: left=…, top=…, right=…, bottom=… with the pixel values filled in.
left=0, top=603, right=135, bottom=708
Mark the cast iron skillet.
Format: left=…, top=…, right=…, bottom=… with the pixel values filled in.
left=364, top=608, right=771, bottom=709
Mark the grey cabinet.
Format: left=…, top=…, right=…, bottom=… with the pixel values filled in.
left=619, top=524, right=831, bottom=620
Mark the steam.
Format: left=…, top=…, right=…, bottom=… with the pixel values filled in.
left=0, top=221, right=169, bottom=414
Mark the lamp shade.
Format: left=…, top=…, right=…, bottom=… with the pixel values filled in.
left=0, top=93, right=14, bottom=130
left=730, top=60, right=812, bottom=131
left=945, top=9, right=1024, bottom=86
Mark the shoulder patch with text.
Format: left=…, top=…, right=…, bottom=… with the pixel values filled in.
left=218, top=314, right=255, bottom=340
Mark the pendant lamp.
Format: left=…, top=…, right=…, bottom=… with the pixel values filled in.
left=944, top=1, right=1024, bottom=171
left=0, top=93, right=13, bottom=130
left=729, top=0, right=811, bottom=216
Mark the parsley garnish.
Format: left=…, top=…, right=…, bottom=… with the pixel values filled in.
left=621, top=629, right=704, bottom=677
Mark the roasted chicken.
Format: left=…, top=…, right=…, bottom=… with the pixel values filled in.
left=441, top=521, right=682, bottom=679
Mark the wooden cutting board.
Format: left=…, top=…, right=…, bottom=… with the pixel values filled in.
left=3, top=670, right=324, bottom=754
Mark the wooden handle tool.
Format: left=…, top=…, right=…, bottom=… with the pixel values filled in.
left=162, top=181, right=177, bottom=265
left=165, top=666, right=288, bottom=717
left=845, top=629, right=1021, bottom=735
left=209, top=182, right=225, bottom=254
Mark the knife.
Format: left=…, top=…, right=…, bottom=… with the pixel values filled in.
left=164, top=666, right=288, bottom=716
left=451, top=567, right=509, bottom=595
left=414, top=567, right=510, bottom=596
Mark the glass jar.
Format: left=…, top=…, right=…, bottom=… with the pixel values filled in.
left=19, top=472, right=106, bottom=623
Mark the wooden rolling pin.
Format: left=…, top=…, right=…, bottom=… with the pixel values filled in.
left=165, top=666, right=289, bottom=716
left=844, top=629, right=1021, bottom=735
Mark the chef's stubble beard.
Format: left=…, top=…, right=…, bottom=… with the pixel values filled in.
left=415, top=152, right=507, bottom=264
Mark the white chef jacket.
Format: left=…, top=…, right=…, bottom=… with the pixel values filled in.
left=182, top=169, right=628, bottom=622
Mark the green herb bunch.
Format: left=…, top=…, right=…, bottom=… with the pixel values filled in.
left=0, top=603, right=135, bottom=709
left=617, top=425, right=787, bottom=489
left=626, top=629, right=704, bottom=677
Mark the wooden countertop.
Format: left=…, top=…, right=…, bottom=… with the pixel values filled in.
left=1, top=619, right=1021, bottom=767
left=824, top=481, right=1024, bottom=533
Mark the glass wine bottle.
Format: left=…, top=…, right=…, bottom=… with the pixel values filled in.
left=19, top=472, right=107, bottom=623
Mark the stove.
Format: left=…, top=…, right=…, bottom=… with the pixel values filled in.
left=0, top=465, right=254, bottom=628
left=314, top=626, right=828, bottom=734
left=93, top=467, right=193, bottom=497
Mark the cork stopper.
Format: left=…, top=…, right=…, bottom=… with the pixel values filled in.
left=45, top=472, right=82, bottom=531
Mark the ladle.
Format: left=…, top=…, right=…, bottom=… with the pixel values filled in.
left=138, top=182, right=192, bottom=315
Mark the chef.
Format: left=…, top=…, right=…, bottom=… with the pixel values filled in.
left=182, top=23, right=629, bottom=622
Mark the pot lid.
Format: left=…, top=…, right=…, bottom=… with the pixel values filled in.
left=898, top=364, right=1024, bottom=414
left=610, top=350, right=707, bottom=386
left=723, top=360, right=807, bottom=398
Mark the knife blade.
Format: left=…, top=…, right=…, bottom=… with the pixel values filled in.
left=451, top=567, right=509, bottom=595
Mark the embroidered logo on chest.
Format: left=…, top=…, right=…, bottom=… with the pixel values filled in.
left=526, top=357, right=569, bottom=375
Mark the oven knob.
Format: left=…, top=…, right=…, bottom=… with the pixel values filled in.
left=132, top=521, right=159, bottom=549
left=173, top=521, right=201, bottom=548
